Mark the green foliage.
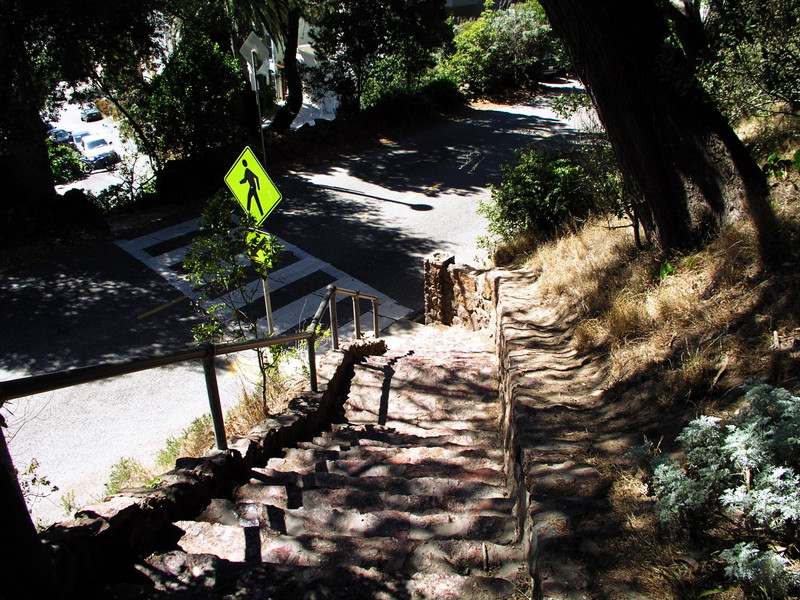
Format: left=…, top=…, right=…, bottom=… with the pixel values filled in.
left=478, top=148, right=605, bottom=251
left=659, top=262, right=676, bottom=279
left=437, top=1, right=559, bottom=96
left=309, top=0, right=453, bottom=115
left=184, top=192, right=282, bottom=344
left=136, top=28, right=249, bottom=159
left=47, top=140, right=85, bottom=185
left=83, top=160, right=158, bottom=214
left=155, top=414, right=214, bottom=471
left=15, top=458, right=58, bottom=505
left=633, top=383, right=800, bottom=597
left=363, top=77, right=466, bottom=120
left=763, top=150, right=800, bottom=180
left=184, top=192, right=285, bottom=406
left=103, top=457, right=151, bottom=496
left=700, top=0, right=800, bottom=120
left=720, top=543, right=796, bottom=599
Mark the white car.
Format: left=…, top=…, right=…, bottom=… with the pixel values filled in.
left=79, top=134, right=119, bottom=171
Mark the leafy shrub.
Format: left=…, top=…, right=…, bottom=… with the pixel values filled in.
left=479, top=148, right=601, bottom=251
left=136, top=27, right=249, bottom=159
left=721, top=543, right=798, bottom=599
left=309, top=0, right=452, bottom=116
left=103, top=457, right=152, bottom=496
left=632, top=383, right=800, bottom=597
left=47, top=139, right=85, bottom=184
left=364, top=77, right=466, bottom=120
left=763, top=150, right=800, bottom=180
left=700, top=0, right=800, bottom=121
left=438, top=1, right=559, bottom=95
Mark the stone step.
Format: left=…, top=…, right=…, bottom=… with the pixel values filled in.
left=345, top=390, right=499, bottom=421
left=132, top=551, right=523, bottom=600
left=345, top=346, right=499, bottom=423
left=234, top=484, right=515, bottom=515
left=173, top=521, right=522, bottom=576
left=272, top=441, right=505, bottom=471
left=333, top=422, right=505, bottom=451
left=246, top=468, right=508, bottom=499
left=262, top=456, right=505, bottom=486
left=341, top=414, right=501, bottom=437
left=300, top=424, right=502, bottom=450
left=174, top=520, right=413, bottom=569
left=196, top=499, right=516, bottom=543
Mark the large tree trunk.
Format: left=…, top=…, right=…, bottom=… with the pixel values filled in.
left=268, top=8, right=303, bottom=133
left=0, top=426, right=62, bottom=599
left=539, top=0, right=782, bottom=264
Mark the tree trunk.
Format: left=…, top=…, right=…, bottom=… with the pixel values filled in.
left=268, top=8, right=303, bottom=133
left=539, top=0, right=783, bottom=264
left=0, top=425, right=62, bottom=599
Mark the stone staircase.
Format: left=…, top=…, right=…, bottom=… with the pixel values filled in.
left=118, top=325, right=527, bottom=599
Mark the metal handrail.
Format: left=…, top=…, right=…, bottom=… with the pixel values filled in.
left=325, top=285, right=381, bottom=350
left=0, top=285, right=381, bottom=451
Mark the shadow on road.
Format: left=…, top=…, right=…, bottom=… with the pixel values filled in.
left=0, top=243, right=203, bottom=375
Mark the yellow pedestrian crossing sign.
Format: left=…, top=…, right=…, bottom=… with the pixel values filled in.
left=224, top=147, right=282, bottom=227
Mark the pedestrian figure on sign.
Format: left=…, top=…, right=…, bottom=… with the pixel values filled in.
left=240, top=160, right=263, bottom=216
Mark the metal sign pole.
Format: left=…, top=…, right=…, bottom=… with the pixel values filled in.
left=251, top=50, right=268, bottom=164
left=262, top=268, right=274, bottom=335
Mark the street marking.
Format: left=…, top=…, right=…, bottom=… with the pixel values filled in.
left=117, top=219, right=412, bottom=337
left=137, top=295, right=188, bottom=320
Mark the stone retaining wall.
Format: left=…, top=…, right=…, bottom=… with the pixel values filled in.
left=423, top=253, right=534, bottom=588
left=423, top=252, right=497, bottom=331
left=425, top=254, right=609, bottom=599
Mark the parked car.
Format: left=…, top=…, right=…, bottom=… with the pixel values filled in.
left=79, top=134, right=119, bottom=172
left=70, top=131, right=91, bottom=150
left=48, top=128, right=71, bottom=144
left=541, top=55, right=564, bottom=77
left=80, top=105, right=103, bottom=122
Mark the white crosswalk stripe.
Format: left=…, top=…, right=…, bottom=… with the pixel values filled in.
left=116, top=219, right=412, bottom=340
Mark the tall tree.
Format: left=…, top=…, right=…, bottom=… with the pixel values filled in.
left=538, top=0, right=782, bottom=263
left=268, top=5, right=304, bottom=132
left=310, top=0, right=452, bottom=115
left=219, top=0, right=306, bottom=133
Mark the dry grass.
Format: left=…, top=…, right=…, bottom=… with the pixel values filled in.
left=503, top=166, right=800, bottom=597
left=225, top=363, right=307, bottom=437
left=523, top=206, right=797, bottom=401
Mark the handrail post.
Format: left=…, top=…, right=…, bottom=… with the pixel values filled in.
left=308, top=332, right=318, bottom=393
left=352, top=292, right=362, bottom=339
left=201, top=343, right=228, bottom=451
left=372, top=298, right=380, bottom=338
left=330, top=289, right=339, bottom=350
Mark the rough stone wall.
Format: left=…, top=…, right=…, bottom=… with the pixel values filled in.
left=423, top=251, right=456, bottom=325
left=424, top=256, right=603, bottom=596
left=423, top=252, right=497, bottom=331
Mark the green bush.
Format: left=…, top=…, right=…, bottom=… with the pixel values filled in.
left=700, top=0, right=800, bottom=121
left=47, top=139, right=85, bottom=184
left=479, top=148, right=599, bottom=250
left=438, top=1, right=559, bottom=96
left=632, top=383, right=800, bottom=597
left=364, top=77, right=466, bottom=120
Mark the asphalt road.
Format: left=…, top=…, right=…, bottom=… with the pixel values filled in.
left=266, top=91, right=588, bottom=309
left=1, top=80, right=589, bottom=526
